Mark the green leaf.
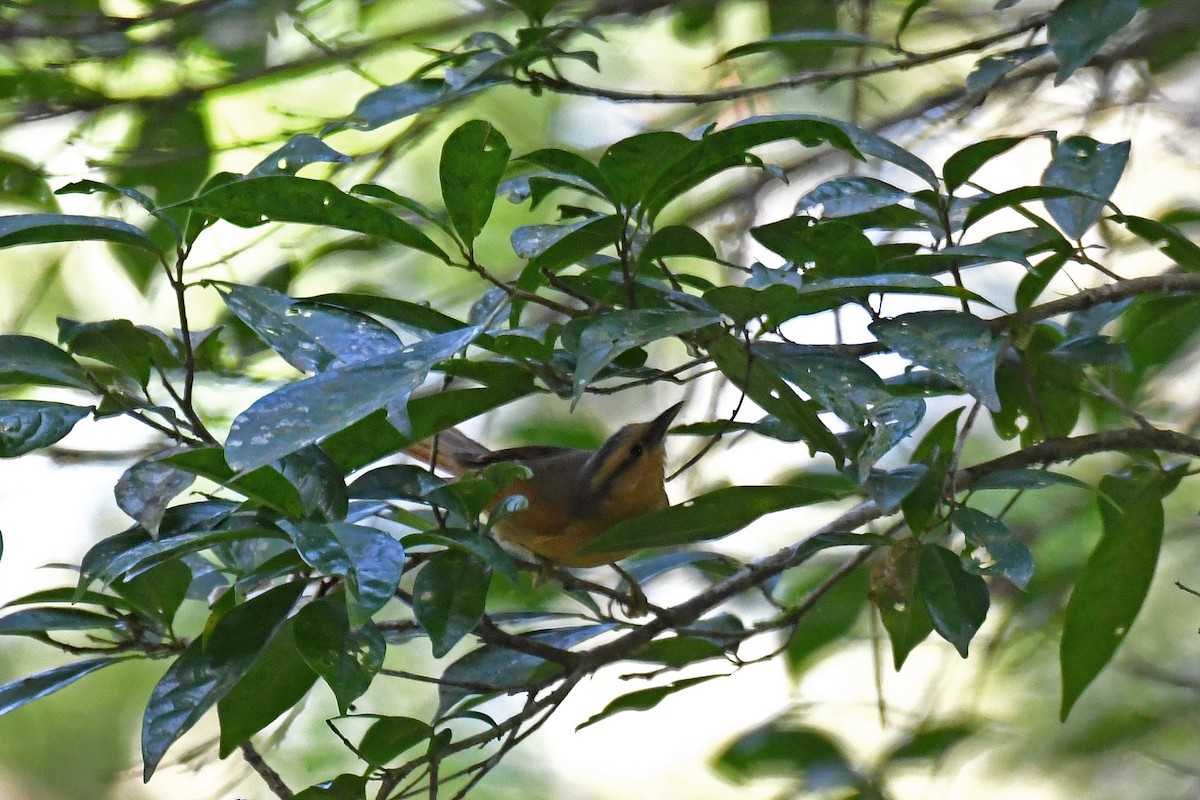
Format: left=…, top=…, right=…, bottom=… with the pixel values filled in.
left=641, top=225, right=717, bottom=261
left=217, top=617, right=319, bottom=756
left=969, top=468, right=1092, bottom=492
left=582, top=484, right=848, bottom=556
left=283, top=522, right=404, bottom=627
left=785, top=568, right=869, bottom=675
left=872, top=541, right=934, bottom=669
left=113, top=560, right=193, bottom=629
left=0, top=154, right=57, bottom=210
left=413, top=550, right=491, bottom=658
left=578, top=674, right=720, bottom=730
left=751, top=217, right=879, bottom=278
left=0, top=335, right=91, bottom=390
left=0, top=607, right=123, bottom=636
left=438, top=623, right=615, bottom=717
left=0, top=213, right=161, bottom=255
left=961, top=184, right=1094, bottom=232
left=1113, top=214, right=1200, bottom=272
left=794, top=176, right=909, bottom=218
left=885, top=723, right=975, bottom=763
left=521, top=214, right=623, bottom=273
left=249, top=134, right=351, bottom=176
left=965, top=45, right=1049, bottom=94
left=951, top=507, right=1034, bottom=589
left=219, top=284, right=403, bottom=373
left=1042, top=136, right=1129, bottom=239
left=293, top=774, right=367, bottom=800
left=359, top=716, right=434, bottom=766
left=294, top=598, right=386, bottom=714
left=57, top=317, right=159, bottom=387
left=340, top=78, right=496, bottom=132
left=0, top=657, right=125, bottom=718
left=752, top=343, right=887, bottom=428
left=180, top=175, right=447, bottom=260
left=562, top=309, right=719, bottom=404
left=918, top=544, right=989, bottom=658
left=707, top=333, right=844, bottom=463
left=720, top=31, right=892, bottom=61
left=871, top=312, right=1002, bottom=412
left=1061, top=466, right=1165, bottom=720
left=162, top=447, right=305, bottom=518
left=0, top=400, right=91, bottom=457
left=943, top=136, right=1031, bottom=193
left=1048, top=0, right=1139, bottom=84
left=899, top=406, right=962, bottom=535
left=225, top=325, right=481, bottom=472
left=715, top=720, right=858, bottom=786
left=113, top=457, right=196, bottom=536
left=440, top=120, right=511, bottom=245
left=141, top=581, right=304, bottom=780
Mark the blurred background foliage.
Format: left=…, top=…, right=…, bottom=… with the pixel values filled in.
left=0, top=0, right=1199, bottom=799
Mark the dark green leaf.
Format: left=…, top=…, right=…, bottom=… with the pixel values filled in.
left=0, top=400, right=91, bottom=457
left=225, top=325, right=480, bottom=471
left=785, top=568, right=869, bottom=675
left=514, top=147, right=611, bottom=197
left=180, top=175, right=447, bottom=260
left=961, top=184, right=1095, bottom=231
left=249, top=134, right=351, bottom=176
left=0, top=213, right=161, bottom=255
left=715, top=720, right=857, bottom=786
left=918, top=544, right=989, bottom=658
left=141, top=582, right=304, bottom=780
left=413, top=550, right=491, bottom=658
left=217, top=617, right=318, bottom=756
left=872, top=541, right=934, bottom=669
left=293, top=774, right=367, bottom=800
left=583, top=484, right=848, bottom=556
left=1042, top=136, right=1129, bottom=239
left=899, top=406, right=962, bottom=535
left=1113, top=214, right=1200, bottom=272
left=794, top=176, right=908, bottom=218
left=578, top=675, right=720, bottom=730
left=951, top=507, right=1034, bottom=589
left=1048, top=0, right=1139, bottom=84
left=220, top=284, right=403, bottom=373
left=707, top=333, right=844, bottom=463
left=294, top=598, right=386, bottom=714
left=969, top=468, right=1092, bottom=492
left=885, top=723, right=975, bottom=763
left=283, top=522, right=404, bottom=627
left=440, top=120, right=511, bottom=245
left=278, top=445, right=350, bottom=522
left=0, top=657, right=125, bottom=718
left=871, top=312, right=1002, bottom=411
left=752, top=343, right=887, bottom=428
left=720, top=31, right=892, bottom=61
left=113, top=560, right=193, bottom=629
left=641, top=225, right=717, bottom=261
left=0, top=607, right=122, bottom=636
left=339, top=78, right=495, bottom=132
left=57, top=317, right=160, bottom=386
left=0, top=335, right=92, bottom=390
left=1061, top=466, right=1165, bottom=719
left=0, top=154, right=57, bottom=210
left=628, top=635, right=727, bottom=668
left=359, top=716, right=433, bottom=766
left=162, top=447, right=305, bottom=518
left=943, top=136, right=1031, bottom=193
left=562, top=309, right=719, bottom=403
left=863, top=465, right=928, bottom=514
left=521, top=214, right=623, bottom=273
left=965, top=45, right=1049, bottom=94
left=751, top=217, right=879, bottom=278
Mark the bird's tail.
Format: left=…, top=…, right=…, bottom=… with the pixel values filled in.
left=404, top=427, right=491, bottom=477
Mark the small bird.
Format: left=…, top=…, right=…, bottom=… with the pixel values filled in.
left=407, top=402, right=683, bottom=568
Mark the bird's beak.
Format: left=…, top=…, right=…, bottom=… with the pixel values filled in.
left=646, top=401, right=684, bottom=445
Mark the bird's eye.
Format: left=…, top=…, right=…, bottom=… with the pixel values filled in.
left=630, top=443, right=644, bottom=458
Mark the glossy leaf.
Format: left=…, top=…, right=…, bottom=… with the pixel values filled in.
left=220, top=284, right=403, bottom=373
left=0, top=213, right=161, bottom=255
left=440, top=120, right=511, bottom=245
left=951, top=507, right=1034, bottom=589
left=294, top=598, right=386, bottom=714
left=1042, top=136, right=1129, bottom=239
left=283, top=522, right=404, bottom=627
left=918, top=544, right=989, bottom=658
left=57, top=318, right=159, bottom=387
left=969, top=469, right=1091, bottom=492
left=0, top=400, right=90, bottom=457
left=0, top=657, right=125, bottom=718
left=225, top=325, right=480, bottom=471
left=181, top=175, right=447, bottom=260
left=965, top=45, right=1049, bottom=94
left=751, top=217, right=879, bottom=278
left=898, top=407, right=962, bottom=535
left=871, top=312, right=1002, bottom=411
left=785, top=568, right=869, bottom=675
left=1061, top=466, right=1165, bottom=719
left=249, top=134, right=351, bottom=176
left=943, top=136, right=1031, bottom=193
left=413, top=550, right=491, bottom=658
left=114, top=457, right=196, bottom=536
left=0, top=607, right=122, bottom=636
left=562, top=309, right=719, bottom=403
left=292, top=774, right=368, bottom=800
left=794, top=176, right=908, bottom=217
left=0, top=335, right=91, bottom=390
left=1048, top=0, right=1139, bottom=84
left=583, top=484, right=848, bottom=556
left=141, top=582, right=304, bottom=780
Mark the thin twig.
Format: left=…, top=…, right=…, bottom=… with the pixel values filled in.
left=240, top=741, right=293, bottom=800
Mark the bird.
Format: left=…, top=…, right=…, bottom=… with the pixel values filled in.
left=405, top=402, right=683, bottom=568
